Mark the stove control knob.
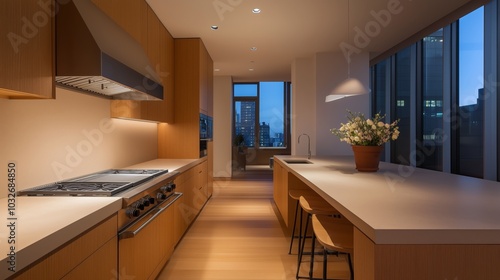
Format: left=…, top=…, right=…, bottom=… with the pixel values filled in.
left=148, top=196, right=155, bottom=204
left=161, top=184, right=173, bottom=193
left=126, top=208, right=140, bottom=218
left=137, top=201, right=145, bottom=210
left=157, top=192, right=167, bottom=201
left=171, top=183, right=176, bottom=190
left=142, top=197, right=151, bottom=207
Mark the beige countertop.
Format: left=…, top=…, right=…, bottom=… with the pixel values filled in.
left=275, top=155, right=500, bottom=245
left=126, top=158, right=203, bottom=173
left=0, top=196, right=121, bottom=278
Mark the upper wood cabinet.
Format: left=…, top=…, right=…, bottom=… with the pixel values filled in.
left=91, top=0, right=147, bottom=48
left=0, top=0, right=55, bottom=99
left=140, top=8, right=174, bottom=123
left=100, top=0, right=174, bottom=123
left=158, top=38, right=213, bottom=159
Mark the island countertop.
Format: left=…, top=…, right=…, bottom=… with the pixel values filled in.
left=274, top=155, right=500, bottom=245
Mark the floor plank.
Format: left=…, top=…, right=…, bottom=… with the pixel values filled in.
left=157, top=179, right=350, bottom=280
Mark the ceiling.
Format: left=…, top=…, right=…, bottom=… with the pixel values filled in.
left=146, top=0, right=474, bottom=82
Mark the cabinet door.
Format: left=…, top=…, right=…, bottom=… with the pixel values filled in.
left=62, top=237, right=117, bottom=280
left=118, top=203, right=174, bottom=280
left=174, top=174, right=192, bottom=244
left=273, top=160, right=289, bottom=226
left=199, top=43, right=209, bottom=114
left=91, top=0, right=147, bottom=47
left=13, top=215, right=117, bottom=279
left=0, top=0, right=54, bottom=98
left=141, top=25, right=175, bottom=123
left=207, top=141, right=214, bottom=197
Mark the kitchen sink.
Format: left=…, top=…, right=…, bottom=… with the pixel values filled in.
left=284, top=159, right=313, bottom=164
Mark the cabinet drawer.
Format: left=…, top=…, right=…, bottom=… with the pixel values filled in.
left=12, top=215, right=117, bottom=280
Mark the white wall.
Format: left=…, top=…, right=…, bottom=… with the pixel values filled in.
left=291, top=57, right=317, bottom=156
left=292, top=51, right=370, bottom=156
left=213, top=76, right=233, bottom=178
left=0, top=87, right=158, bottom=198
left=211, top=52, right=370, bottom=176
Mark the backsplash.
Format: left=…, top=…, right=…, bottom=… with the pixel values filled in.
left=0, top=87, right=158, bottom=198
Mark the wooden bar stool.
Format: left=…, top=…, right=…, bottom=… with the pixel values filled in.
left=296, top=195, right=339, bottom=279
left=288, top=189, right=316, bottom=255
left=310, top=214, right=354, bottom=280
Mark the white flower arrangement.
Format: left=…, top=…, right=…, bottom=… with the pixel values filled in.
left=331, top=111, right=400, bottom=146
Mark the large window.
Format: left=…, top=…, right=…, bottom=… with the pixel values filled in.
left=233, top=82, right=289, bottom=148
left=457, top=6, right=484, bottom=178
left=392, top=47, right=412, bottom=164
left=419, top=29, right=444, bottom=171
left=370, top=4, right=492, bottom=179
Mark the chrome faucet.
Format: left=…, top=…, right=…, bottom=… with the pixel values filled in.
left=298, top=133, right=311, bottom=159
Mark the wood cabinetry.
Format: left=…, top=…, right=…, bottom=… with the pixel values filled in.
left=12, top=215, right=117, bottom=280
left=91, top=0, right=147, bottom=47
left=173, top=161, right=209, bottom=245
left=99, top=0, right=174, bottom=123
left=118, top=202, right=174, bottom=280
left=207, top=141, right=214, bottom=197
left=273, top=159, right=288, bottom=226
left=273, top=159, right=311, bottom=235
left=158, top=38, right=213, bottom=159
left=0, top=0, right=55, bottom=99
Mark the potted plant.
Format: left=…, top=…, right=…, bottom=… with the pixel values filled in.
left=331, top=111, right=399, bottom=172
left=233, top=134, right=247, bottom=170
left=234, top=134, right=245, bottom=148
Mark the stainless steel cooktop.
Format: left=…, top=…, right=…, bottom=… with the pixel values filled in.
left=19, top=169, right=168, bottom=196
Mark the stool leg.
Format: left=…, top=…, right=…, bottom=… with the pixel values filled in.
left=347, top=253, right=354, bottom=280
left=309, top=232, right=316, bottom=280
left=297, top=208, right=303, bottom=261
left=288, top=199, right=300, bottom=254
left=322, top=248, right=327, bottom=280
left=296, top=213, right=310, bottom=279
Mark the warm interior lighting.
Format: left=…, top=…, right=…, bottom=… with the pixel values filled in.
left=325, top=0, right=369, bottom=103
left=325, top=78, right=370, bottom=102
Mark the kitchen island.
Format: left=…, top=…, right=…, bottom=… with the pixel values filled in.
left=274, top=155, right=500, bottom=280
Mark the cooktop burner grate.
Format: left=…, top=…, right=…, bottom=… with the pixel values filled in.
left=29, top=181, right=133, bottom=196
left=19, top=169, right=169, bottom=196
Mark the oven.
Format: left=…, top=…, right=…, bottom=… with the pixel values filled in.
left=18, top=168, right=182, bottom=279
left=116, top=173, right=182, bottom=280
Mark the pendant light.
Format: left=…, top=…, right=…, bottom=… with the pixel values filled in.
left=325, top=0, right=370, bottom=102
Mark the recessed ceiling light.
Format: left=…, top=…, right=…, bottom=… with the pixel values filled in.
left=214, top=69, right=220, bottom=72
left=250, top=47, right=257, bottom=51
left=252, top=8, right=261, bottom=14
left=249, top=68, right=254, bottom=71
left=210, top=25, right=218, bottom=30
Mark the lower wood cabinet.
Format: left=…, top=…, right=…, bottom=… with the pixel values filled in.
left=273, top=159, right=288, bottom=226
left=118, top=201, right=174, bottom=280
left=12, top=214, right=117, bottom=280
left=173, top=160, right=209, bottom=246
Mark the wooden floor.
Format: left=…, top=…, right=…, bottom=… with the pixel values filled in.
left=156, top=177, right=351, bottom=280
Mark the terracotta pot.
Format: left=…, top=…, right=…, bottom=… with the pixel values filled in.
left=351, top=145, right=384, bottom=172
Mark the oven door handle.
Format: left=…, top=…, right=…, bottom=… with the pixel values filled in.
left=119, top=193, right=182, bottom=240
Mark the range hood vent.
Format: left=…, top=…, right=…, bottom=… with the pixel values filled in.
left=56, top=0, right=163, bottom=100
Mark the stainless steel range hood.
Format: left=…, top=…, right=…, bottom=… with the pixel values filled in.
left=56, top=0, right=163, bottom=100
